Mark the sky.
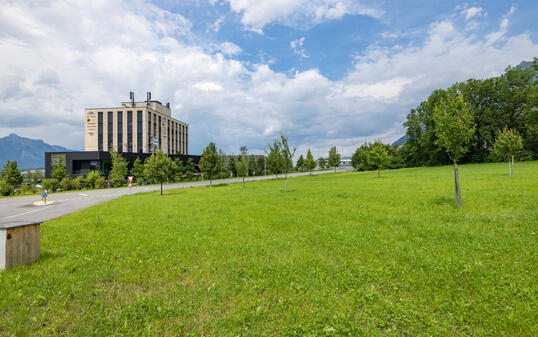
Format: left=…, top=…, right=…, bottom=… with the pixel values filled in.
left=0, top=0, right=537, bottom=157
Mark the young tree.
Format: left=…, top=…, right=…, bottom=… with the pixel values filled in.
left=198, top=142, right=222, bottom=186
left=227, top=156, right=237, bottom=177
left=305, top=149, right=317, bottom=176
left=317, top=157, right=327, bottom=170
left=295, top=155, right=304, bottom=172
left=143, top=149, right=174, bottom=195
left=432, top=94, right=475, bottom=208
left=130, top=157, right=145, bottom=183
left=280, top=134, right=296, bottom=192
left=236, top=155, right=249, bottom=188
left=51, top=155, right=68, bottom=181
left=0, top=160, right=23, bottom=191
left=328, top=146, right=341, bottom=173
left=266, top=140, right=283, bottom=179
left=109, top=150, right=129, bottom=187
left=367, top=143, right=392, bottom=177
left=491, top=127, right=523, bottom=176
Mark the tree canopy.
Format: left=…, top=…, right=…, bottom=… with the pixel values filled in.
left=143, top=149, right=174, bottom=195
left=199, top=142, right=223, bottom=185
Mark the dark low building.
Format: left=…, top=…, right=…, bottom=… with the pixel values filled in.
left=45, top=151, right=200, bottom=179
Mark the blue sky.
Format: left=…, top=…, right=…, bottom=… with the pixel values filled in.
left=0, top=0, right=537, bottom=157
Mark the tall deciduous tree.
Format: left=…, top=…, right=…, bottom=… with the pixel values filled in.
left=266, top=140, right=283, bottom=179
left=367, top=143, right=391, bottom=177
left=143, top=149, right=174, bottom=195
left=51, top=155, right=68, bottom=181
left=433, top=94, right=475, bottom=208
left=491, top=128, right=523, bottom=176
left=317, top=157, right=327, bottom=170
left=328, top=146, right=341, bottom=173
left=280, top=134, right=296, bottom=193
left=130, top=157, right=145, bottom=183
left=109, top=150, right=128, bottom=187
left=198, top=142, right=222, bottom=186
left=305, top=149, right=317, bottom=176
left=227, top=156, right=237, bottom=177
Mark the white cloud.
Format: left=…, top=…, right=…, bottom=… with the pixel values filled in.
left=224, top=0, right=383, bottom=33
left=290, top=37, right=308, bottom=58
left=219, top=41, right=242, bottom=55
left=461, top=7, right=484, bottom=21
left=0, top=0, right=537, bottom=157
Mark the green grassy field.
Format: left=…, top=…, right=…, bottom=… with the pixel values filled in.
left=1, top=162, right=537, bottom=336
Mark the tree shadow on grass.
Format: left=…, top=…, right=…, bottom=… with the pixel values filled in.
left=430, top=196, right=453, bottom=206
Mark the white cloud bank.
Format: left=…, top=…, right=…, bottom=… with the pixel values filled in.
left=224, top=0, right=383, bottom=33
left=0, top=1, right=536, bottom=157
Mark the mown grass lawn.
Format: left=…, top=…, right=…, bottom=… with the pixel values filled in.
left=1, top=162, right=537, bottom=336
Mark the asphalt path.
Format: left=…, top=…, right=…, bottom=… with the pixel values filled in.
left=0, top=168, right=353, bottom=225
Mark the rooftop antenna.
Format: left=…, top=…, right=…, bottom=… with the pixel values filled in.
left=146, top=91, right=151, bottom=107
left=166, top=102, right=170, bottom=109
left=130, top=91, right=135, bottom=107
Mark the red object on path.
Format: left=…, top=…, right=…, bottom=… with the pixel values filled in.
left=128, top=176, right=134, bottom=188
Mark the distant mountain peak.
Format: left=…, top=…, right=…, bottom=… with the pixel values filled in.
left=0, top=133, right=75, bottom=169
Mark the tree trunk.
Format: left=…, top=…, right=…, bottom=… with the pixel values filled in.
left=210, top=178, right=212, bottom=187
left=378, top=169, right=380, bottom=177
left=242, top=177, right=245, bottom=188
left=511, top=155, right=514, bottom=176
left=334, top=166, right=336, bottom=173
left=309, top=169, right=312, bottom=176
left=285, top=173, right=287, bottom=192
left=160, top=182, right=163, bottom=195
left=508, top=158, right=512, bottom=176
left=453, top=161, right=462, bottom=208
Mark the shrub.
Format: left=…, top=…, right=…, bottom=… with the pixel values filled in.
left=42, top=179, right=60, bottom=192
left=0, top=179, right=13, bottom=196
left=72, top=176, right=87, bottom=190
left=94, top=176, right=105, bottom=189
left=86, top=171, right=101, bottom=189
left=20, top=184, right=38, bottom=195
left=60, top=177, right=75, bottom=191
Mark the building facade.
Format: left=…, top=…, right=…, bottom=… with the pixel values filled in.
left=84, top=100, right=188, bottom=155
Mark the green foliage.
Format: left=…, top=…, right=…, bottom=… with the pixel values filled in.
left=236, top=155, right=248, bottom=188
left=403, top=60, right=537, bottom=165
left=20, top=184, right=38, bottom=195
left=305, top=149, right=316, bottom=173
left=198, top=142, right=223, bottom=183
left=41, top=178, right=60, bottom=192
left=317, top=157, right=327, bottom=169
left=184, top=158, right=197, bottom=180
left=367, top=143, right=392, bottom=177
left=51, top=155, right=68, bottom=181
left=0, top=160, right=23, bottom=187
left=266, top=140, right=283, bottom=175
left=328, top=146, right=341, bottom=171
left=491, top=128, right=524, bottom=160
left=256, top=156, right=265, bottom=176
left=433, top=94, right=475, bottom=162
left=94, top=176, right=105, bottom=189
left=86, top=170, right=101, bottom=189
left=72, top=176, right=87, bottom=190
left=2, top=162, right=537, bottom=335
left=143, top=150, right=174, bottom=194
left=109, top=150, right=128, bottom=187
left=227, top=156, right=237, bottom=177
left=60, top=177, right=75, bottom=191
left=279, top=134, right=296, bottom=174
left=295, top=155, right=304, bottom=171
left=130, top=157, right=145, bottom=183
left=0, top=179, right=13, bottom=196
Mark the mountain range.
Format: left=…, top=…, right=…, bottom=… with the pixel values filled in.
left=0, top=133, right=74, bottom=170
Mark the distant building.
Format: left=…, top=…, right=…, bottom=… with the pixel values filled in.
left=84, top=98, right=188, bottom=155
left=46, top=93, right=199, bottom=178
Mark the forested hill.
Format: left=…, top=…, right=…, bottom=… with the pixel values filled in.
left=0, top=133, right=73, bottom=169
left=400, top=59, right=537, bottom=166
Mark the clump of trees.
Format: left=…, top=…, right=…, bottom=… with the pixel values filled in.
left=0, top=160, right=23, bottom=196
left=401, top=60, right=537, bottom=166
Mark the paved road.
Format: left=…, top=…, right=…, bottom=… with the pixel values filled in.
left=0, top=168, right=353, bottom=225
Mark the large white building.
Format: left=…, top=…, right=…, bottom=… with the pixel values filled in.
left=84, top=95, right=188, bottom=155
